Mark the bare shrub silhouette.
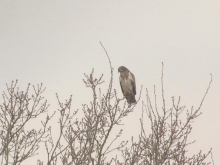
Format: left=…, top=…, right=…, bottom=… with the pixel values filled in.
left=0, top=44, right=214, bottom=165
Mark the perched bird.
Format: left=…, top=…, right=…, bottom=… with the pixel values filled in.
left=118, top=66, right=136, bottom=106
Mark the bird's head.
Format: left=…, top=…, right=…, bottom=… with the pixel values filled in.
left=118, top=66, right=128, bottom=73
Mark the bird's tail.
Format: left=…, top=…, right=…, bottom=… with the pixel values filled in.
left=126, top=95, right=136, bottom=104
left=130, top=95, right=136, bottom=104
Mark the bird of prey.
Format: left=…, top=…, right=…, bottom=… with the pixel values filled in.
left=118, top=66, right=136, bottom=106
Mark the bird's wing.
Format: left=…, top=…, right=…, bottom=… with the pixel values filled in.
left=130, top=72, right=136, bottom=95
left=119, top=76, right=125, bottom=95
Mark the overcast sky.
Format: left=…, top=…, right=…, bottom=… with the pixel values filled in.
left=0, top=1, right=220, bottom=164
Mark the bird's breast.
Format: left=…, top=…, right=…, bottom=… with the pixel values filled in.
left=120, top=73, right=133, bottom=91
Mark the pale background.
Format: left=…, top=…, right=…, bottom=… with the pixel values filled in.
left=0, top=1, right=219, bottom=164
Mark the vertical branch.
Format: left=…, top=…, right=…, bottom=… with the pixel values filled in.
left=100, top=42, right=113, bottom=101
left=161, top=62, right=166, bottom=112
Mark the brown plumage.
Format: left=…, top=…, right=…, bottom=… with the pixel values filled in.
left=118, top=66, right=136, bottom=105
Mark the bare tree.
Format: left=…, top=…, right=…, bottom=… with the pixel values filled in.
left=115, top=64, right=213, bottom=165
left=0, top=45, right=214, bottom=165
left=0, top=80, right=50, bottom=165
left=55, top=43, right=142, bottom=165
left=39, top=94, right=78, bottom=165
left=36, top=43, right=141, bottom=165
left=45, top=44, right=213, bottom=165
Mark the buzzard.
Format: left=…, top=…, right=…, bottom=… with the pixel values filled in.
left=118, top=66, right=136, bottom=105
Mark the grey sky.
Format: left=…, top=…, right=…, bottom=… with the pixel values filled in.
left=0, top=1, right=220, bottom=164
